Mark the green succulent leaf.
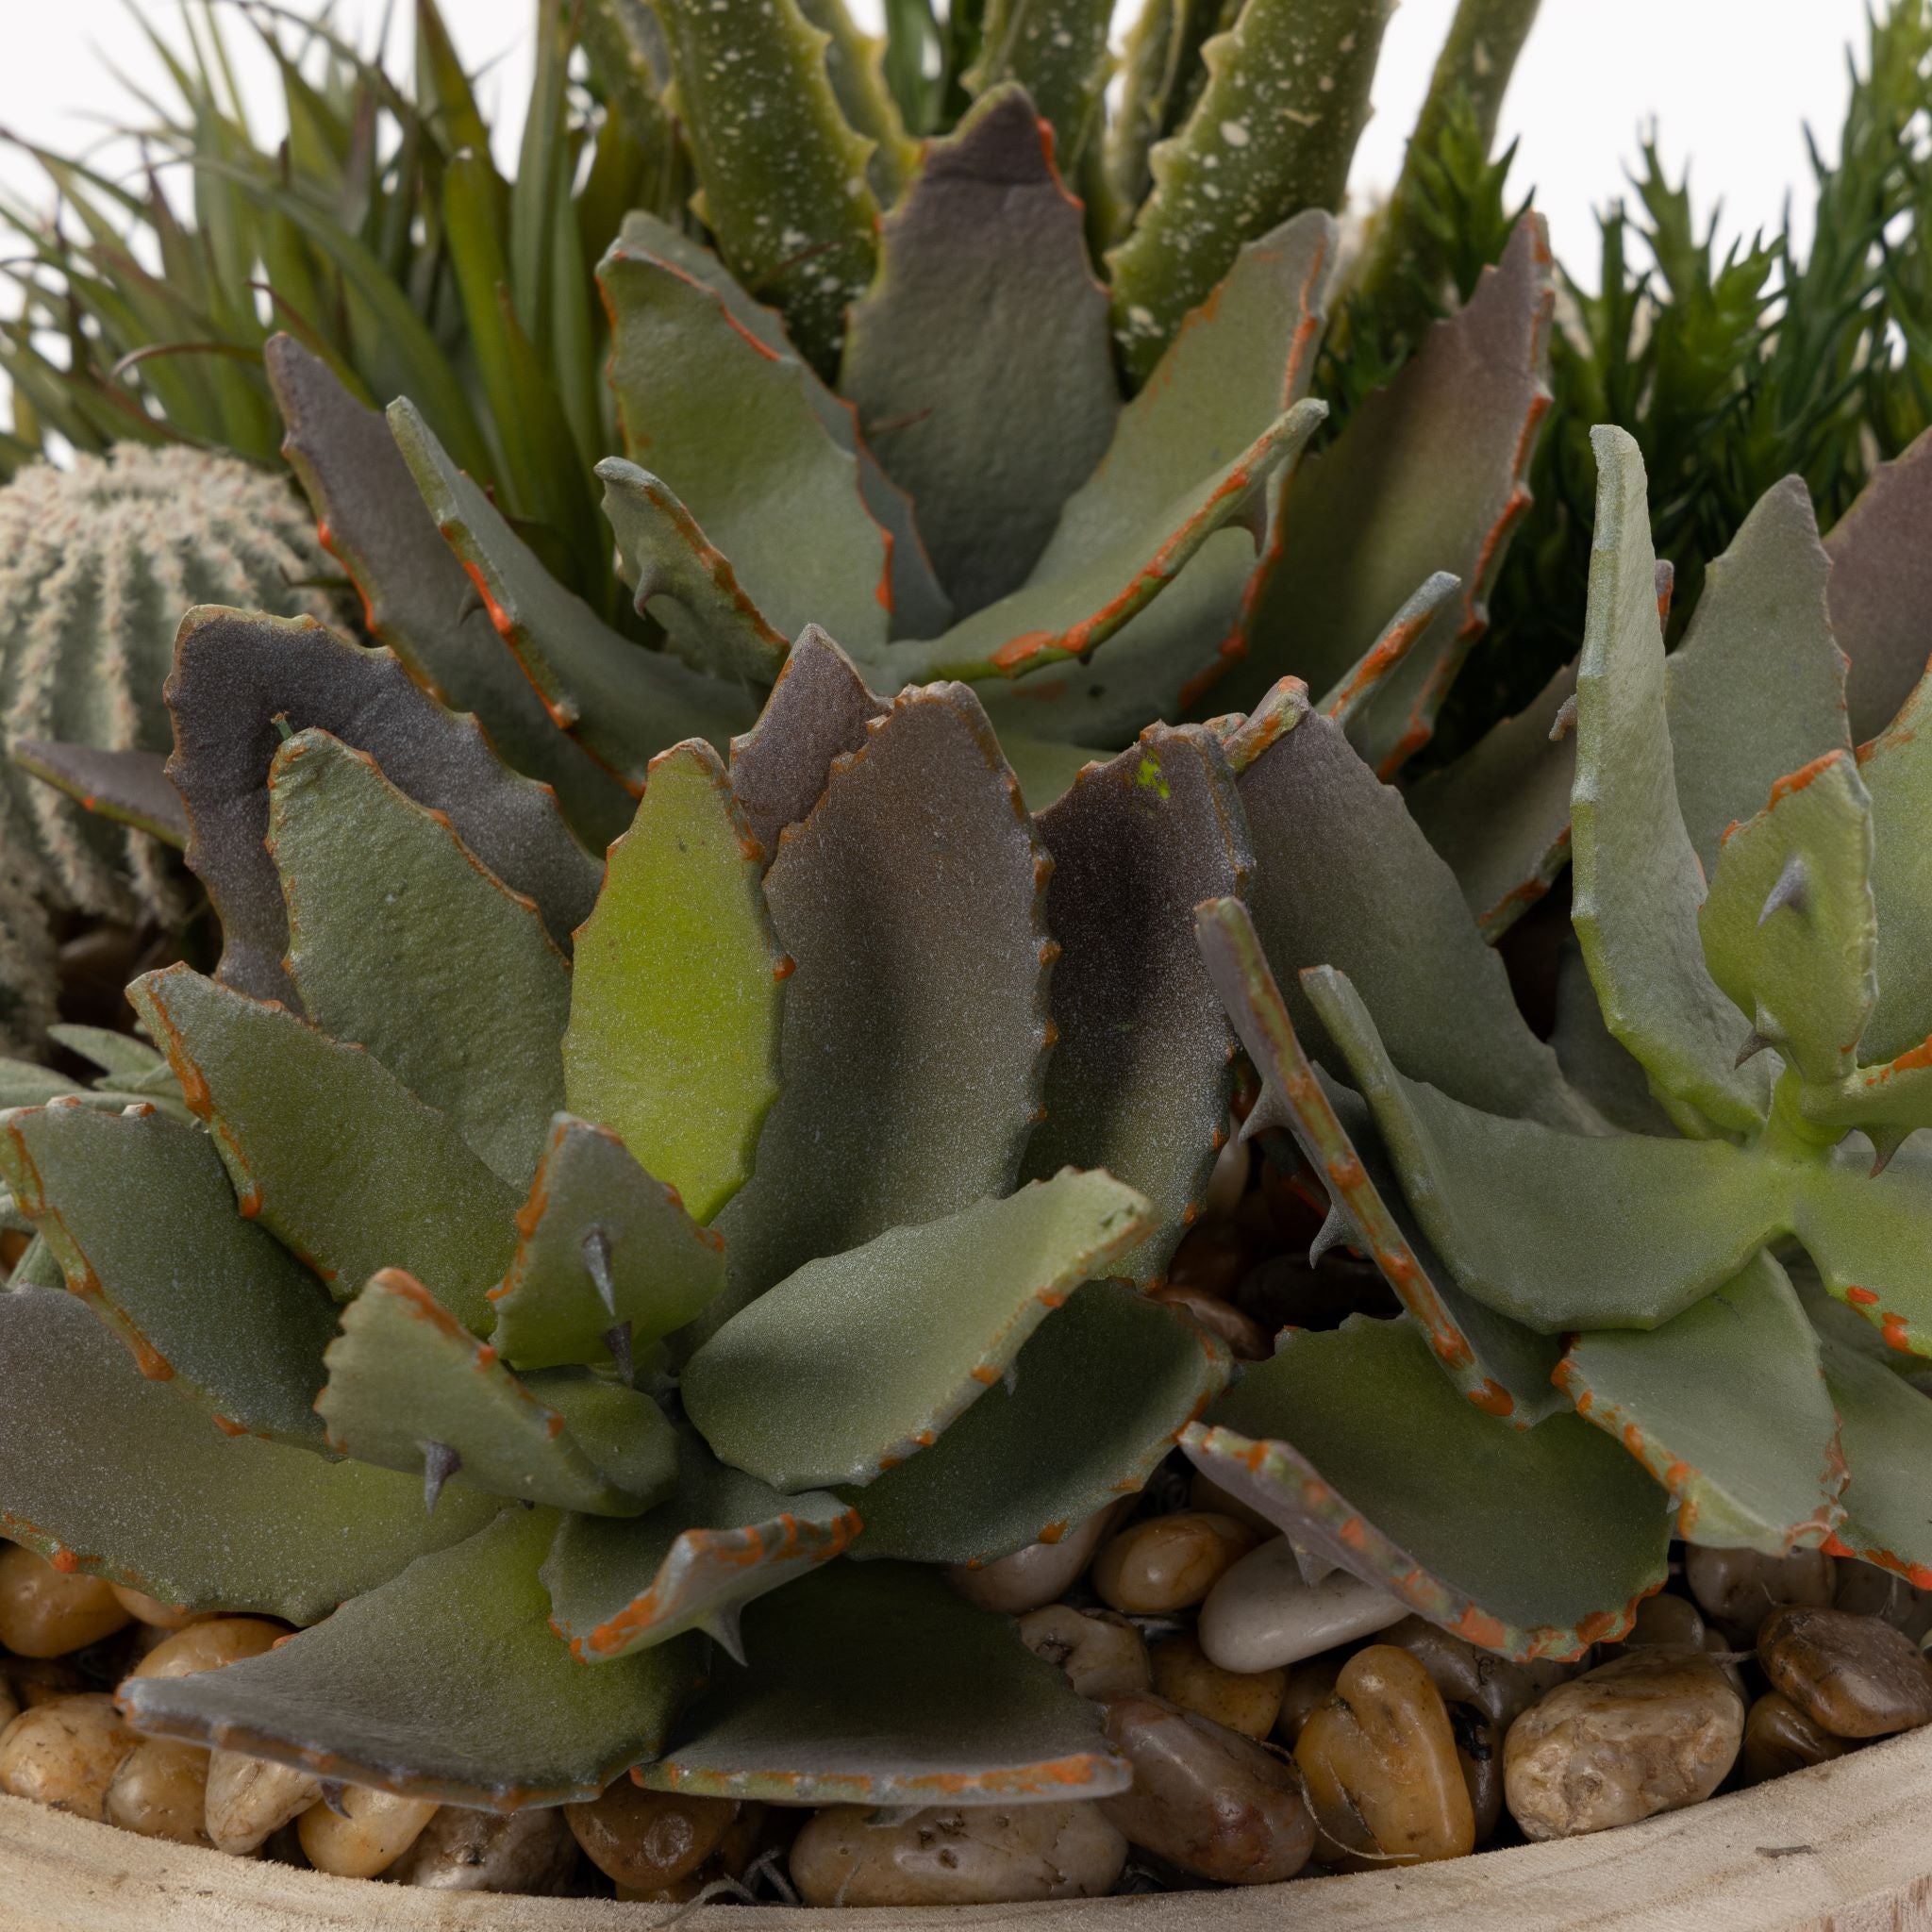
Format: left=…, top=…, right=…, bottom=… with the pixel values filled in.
left=9, top=741, right=187, bottom=848
left=1819, top=1332, right=1932, bottom=1581
left=1549, top=941, right=1675, bottom=1138
left=843, top=1279, right=1228, bottom=1565
left=1186, top=1314, right=1672, bottom=1660
left=542, top=1431, right=860, bottom=1662
left=1556, top=1252, right=1845, bottom=1555
left=1663, top=476, right=1852, bottom=876
left=389, top=402, right=755, bottom=793
left=43, top=1025, right=165, bottom=1086
left=1825, top=428, right=1932, bottom=743
left=964, top=5, right=1113, bottom=173
left=129, top=965, right=519, bottom=1333
left=0, top=1103, right=337, bottom=1448
left=798, top=0, right=920, bottom=199
left=123, top=1505, right=703, bottom=1807
left=167, top=608, right=598, bottom=1006
left=637, top=1559, right=1127, bottom=1804
left=686, top=1169, right=1153, bottom=1491
left=1570, top=426, right=1770, bottom=1136
left=1023, top=725, right=1250, bottom=1284
left=1106, top=0, right=1392, bottom=382
left=564, top=740, right=786, bottom=1227
left=1698, top=750, right=1875, bottom=1089
left=1315, top=573, right=1460, bottom=774
left=264, top=336, right=634, bottom=854
left=317, top=1270, right=675, bottom=1516
left=1850, top=674, right=1932, bottom=1066
left=490, top=1116, right=726, bottom=1374
left=268, top=729, right=569, bottom=1191
left=1790, top=1144, right=1932, bottom=1359
left=1195, top=897, right=1566, bottom=1424
left=0, top=1287, right=497, bottom=1619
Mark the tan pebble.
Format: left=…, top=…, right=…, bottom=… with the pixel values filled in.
left=1199, top=1537, right=1406, bottom=1672
left=565, top=1780, right=736, bottom=1890
left=1187, top=1467, right=1279, bottom=1541
left=109, top=1587, right=204, bottom=1632
left=1685, top=1544, right=1834, bottom=1646
left=104, top=1738, right=209, bottom=1843
left=1277, top=1651, right=1346, bottom=1744
left=1017, top=1605, right=1151, bottom=1701
left=1296, top=1644, right=1474, bottom=1868
left=384, top=1803, right=579, bottom=1893
left=1504, top=1649, right=1743, bottom=1840
left=791, top=1801, right=1126, bottom=1907
left=1152, top=1285, right=1270, bottom=1360
left=129, top=1616, right=285, bottom=1681
left=1379, top=1615, right=1572, bottom=1731
left=0, top=1694, right=137, bottom=1820
left=1835, top=1560, right=1932, bottom=1642
left=1740, top=1690, right=1850, bottom=1786
left=0, top=1548, right=132, bottom=1658
left=945, top=1504, right=1124, bottom=1616
left=205, top=1750, right=324, bottom=1856
left=1100, top=1691, right=1312, bottom=1884
left=1092, top=1512, right=1258, bottom=1614
left=1759, top=1605, right=1932, bottom=1739
left=298, top=1786, right=440, bottom=1878
left=1150, top=1631, right=1284, bottom=1739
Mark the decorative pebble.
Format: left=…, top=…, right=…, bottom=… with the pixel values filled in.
left=103, top=1738, right=209, bottom=1843
left=297, top=1785, right=441, bottom=1878
left=204, top=1750, right=324, bottom=1856
left=7, top=1659, right=83, bottom=1708
left=790, top=1801, right=1126, bottom=1907
left=1740, top=1691, right=1850, bottom=1786
left=1099, top=1691, right=1314, bottom=1884
left=1835, top=1560, right=1932, bottom=1642
left=1016, top=1605, right=1151, bottom=1701
left=1149, top=1630, right=1285, bottom=1739
left=1295, top=1644, right=1474, bottom=1868
left=1758, top=1605, right=1932, bottom=1739
left=0, top=1693, right=137, bottom=1820
left=1452, top=1706, right=1504, bottom=1845
left=129, top=1616, right=285, bottom=1681
left=1503, top=1649, right=1743, bottom=1840
left=565, top=1780, right=737, bottom=1890
left=384, top=1802, right=580, bottom=1893
left=1165, top=1226, right=1248, bottom=1298
left=108, top=1586, right=204, bottom=1632
left=0, top=1547, right=132, bottom=1658
left=1685, top=1544, right=1834, bottom=1646
left=1276, top=1651, right=1346, bottom=1744
left=945, top=1504, right=1123, bottom=1616
left=0, top=1678, right=18, bottom=1731
left=1092, top=1513, right=1259, bottom=1615
left=1199, top=1537, right=1407, bottom=1673
left=1151, top=1285, right=1270, bottom=1360
left=1379, top=1615, right=1571, bottom=1731
left=1614, top=1591, right=1707, bottom=1651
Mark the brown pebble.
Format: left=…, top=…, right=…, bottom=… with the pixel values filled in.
left=1835, top=1561, right=1932, bottom=1641
left=1091, top=1513, right=1258, bottom=1614
left=1614, top=1591, right=1707, bottom=1652
left=1016, top=1605, right=1150, bottom=1701
left=565, top=1780, right=736, bottom=1890
left=0, top=1548, right=132, bottom=1658
left=383, top=1803, right=580, bottom=1893
left=1150, top=1630, right=1284, bottom=1739
left=1166, top=1226, right=1249, bottom=1298
left=1276, top=1651, right=1346, bottom=1744
left=945, top=1504, right=1123, bottom=1616
left=1759, top=1605, right=1932, bottom=1739
left=1451, top=1705, right=1504, bottom=1846
left=1740, top=1691, right=1850, bottom=1786
left=103, top=1738, right=209, bottom=1843
left=0, top=1694, right=137, bottom=1819
left=1152, top=1285, right=1270, bottom=1360
left=1380, top=1615, right=1571, bottom=1731
left=1685, top=1545, right=1834, bottom=1646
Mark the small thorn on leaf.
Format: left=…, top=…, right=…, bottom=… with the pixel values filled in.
left=455, top=584, right=486, bottom=625
left=1229, top=489, right=1269, bottom=550
left=581, top=1226, right=619, bottom=1320
left=703, top=1605, right=747, bottom=1668
left=1307, top=1204, right=1349, bottom=1268
left=1758, top=854, right=1809, bottom=926
left=1003, top=1362, right=1019, bottom=1398
left=602, top=1320, right=636, bottom=1389
left=318, top=1779, right=350, bottom=1820
left=420, top=1439, right=461, bottom=1514
left=1547, top=693, right=1579, bottom=743
left=1869, top=1127, right=1909, bottom=1178
left=1736, top=1027, right=1772, bottom=1067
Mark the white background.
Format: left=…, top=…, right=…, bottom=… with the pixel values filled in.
left=0, top=2, right=1877, bottom=284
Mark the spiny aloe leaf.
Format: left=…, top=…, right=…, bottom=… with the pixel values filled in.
left=651, top=0, right=878, bottom=376
left=1571, top=427, right=1770, bottom=1136
left=129, top=966, right=519, bottom=1333
left=1226, top=215, right=1554, bottom=749
left=0, top=1288, right=497, bottom=1620
left=842, top=1279, right=1228, bottom=1565
left=264, top=335, right=634, bottom=853
left=1664, top=476, right=1852, bottom=876
left=1231, top=684, right=1597, bottom=1130
left=268, top=729, right=569, bottom=1191
left=124, top=1506, right=702, bottom=1807
left=1790, top=1146, right=1932, bottom=1359
left=1698, top=751, right=1875, bottom=1089
left=1315, top=574, right=1460, bottom=774
left=563, top=740, right=785, bottom=1227
left=637, top=1560, right=1127, bottom=1804
left=1849, top=673, right=1932, bottom=1065
left=490, top=1116, right=725, bottom=1374
left=1825, top=424, right=1932, bottom=743
left=709, top=684, right=1054, bottom=1327
left=1023, top=725, right=1249, bottom=1284
left=1549, top=940, right=1674, bottom=1138
left=542, top=1431, right=860, bottom=1662
left=168, top=609, right=598, bottom=1007
left=1184, top=1315, right=1671, bottom=1661
left=686, top=1170, right=1152, bottom=1491
left=601, top=240, right=890, bottom=655
left=10, top=742, right=186, bottom=847
left=840, top=86, right=1118, bottom=611
left=0, top=1103, right=337, bottom=1447
left=964, top=4, right=1113, bottom=173
left=1106, top=0, right=1392, bottom=382
left=1195, top=897, right=1565, bottom=1424
left=1303, top=964, right=1782, bottom=1330
left=799, top=0, right=919, bottom=199
left=1819, top=1333, right=1932, bottom=1583
left=317, top=1271, right=675, bottom=1517
left=1407, top=660, right=1577, bottom=941
left=390, top=402, right=755, bottom=793
left=1556, top=1252, right=1844, bottom=1556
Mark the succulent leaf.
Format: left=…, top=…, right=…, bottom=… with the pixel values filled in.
left=1316, top=573, right=1460, bottom=773
left=129, top=965, right=519, bottom=1332
left=1825, top=425, right=1932, bottom=743
left=123, top=1505, right=703, bottom=1807
left=166, top=608, right=597, bottom=1005
left=797, top=0, right=921, bottom=199
left=1790, top=1144, right=1932, bottom=1358
left=0, top=1103, right=338, bottom=1447
left=1001, top=733, right=1108, bottom=812
left=636, top=1560, right=1128, bottom=1804
left=1555, top=1252, right=1845, bottom=1555
left=964, top=3, right=1114, bottom=173
left=843, top=1278, right=1229, bottom=1564
left=1819, top=1332, right=1932, bottom=1581
left=1847, top=671, right=1932, bottom=1065
left=686, top=1170, right=1153, bottom=1491
left=840, top=86, right=1119, bottom=611
left=564, top=740, right=785, bottom=1227
left=0, top=1288, right=497, bottom=1619
left=10, top=742, right=187, bottom=848
left=1187, top=1315, right=1670, bottom=1659
left=269, top=729, right=570, bottom=1190
left=43, top=1024, right=167, bottom=1087
left=1548, top=940, right=1675, bottom=1137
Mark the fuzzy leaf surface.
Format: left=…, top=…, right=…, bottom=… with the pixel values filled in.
left=1315, top=574, right=1460, bottom=778
left=10, top=742, right=187, bottom=847
left=1820, top=1333, right=1932, bottom=1581
left=1790, top=1146, right=1932, bottom=1359
left=1850, top=673, right=1932, bottom=1065
left=1826, top=425, right=1932, bottom=743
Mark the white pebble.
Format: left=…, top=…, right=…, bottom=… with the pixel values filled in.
left=1198, top=1537, right=1407, bottom=1673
